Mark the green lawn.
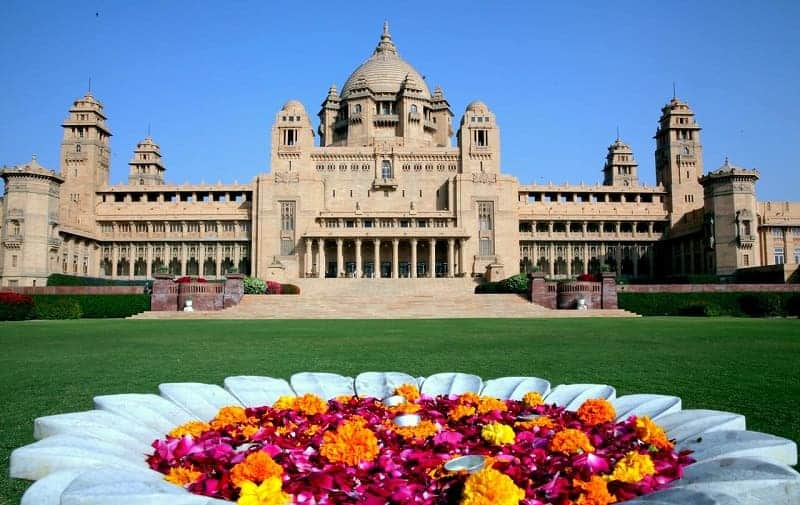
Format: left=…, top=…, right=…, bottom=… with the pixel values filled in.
left=1, top=317, right=798, bottom=504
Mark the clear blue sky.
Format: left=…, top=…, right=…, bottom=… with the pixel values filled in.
left=1, top=1, right=798, bottom=201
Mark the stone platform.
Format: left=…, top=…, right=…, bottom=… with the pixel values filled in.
left=132, top=278, right=639, bottom=319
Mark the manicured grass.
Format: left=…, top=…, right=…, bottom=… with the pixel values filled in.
left=1, top=317, right=798, bottom=503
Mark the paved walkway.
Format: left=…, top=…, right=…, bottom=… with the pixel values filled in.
left=132, top=278, right=639, bottom=319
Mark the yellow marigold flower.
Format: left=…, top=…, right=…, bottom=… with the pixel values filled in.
left=577, top=399, right=617, bottom=426
left=168, top=420, right=210, bottom=438
left=275, top=423, right=297, bottom=436
left=522, top=391, right=544, bottom=408
left=211, top=406, right=249, bottom=429
left=481, top=422, right=516, bottom=445
left=635, top=416, right=674, bottom=450
left=460, top=466, right=525, bottom=505
left=230, top=451, right=284, bottom=488
left=335, top=395, right=353, bottom=404
left=515, top=416, right=554, bottom=431
left=608, top=451, right=656, bottom=484
left=239, top=424, right=260, bottom=439
left=395, top=420, right=439, bottom=440
left=448, top=404, right=477, bottom=421
left=320, top=416, right=380, bottom=466
left=304, top=424, right=322, bottom=436
left=272, top=396, right=295, bottom=410
left=164, top=466, right=202, bottom=487
left=574, top=475, right=617, bottom=505
left=549, top=428, right=595, bottom=454
left=237, top=477, right=291, bottom=505
left=458, top=392, right=481, bottom=405
left=389, top=402, right=422, bottom=415
left=292, top=393, right=328, bottom=416
left=395, top=383, right=420, bottom=402
left=477, top=396, right=508, bottom=414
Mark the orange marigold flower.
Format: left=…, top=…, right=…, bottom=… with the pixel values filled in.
left=395, top=383, right=420, bottom=402
left=515, top=416, right=554, bottom=431
left=164, top=466, right=202, bottom=487
left=320, top=416, right=380, bottom=466
left=275, top=423, right=297, bottom=436
left=448, top=404, right=477, bottom=421
left=292, top=393, right=329, bottom=416
left=522, top=391, right=544, bottom=408
left=395, top=419, right=440, bottom=440
left=549, top=428, right=595, bottom=454
left=211, top=405, right=249, bottom=429
left=272, top=396, right=295, bottom=410
left=576, top=399, right=616, bottom=426
left=230, top=450, right=284, bottom=488
left=239, top=424, right=260, bottom=439
left=389, top=402, right=422, bottom=415
left=461, top=466, right=525, bottom=505
left=477, top=396, right=508, bottom=414
left=458, top=392, right=481, bottom=405
left=168, top=420, right=211, bottom=438
left=607, top=451, right=656, bottom=484
left=635, top=416, right=674, bottom=450
left=574, top=475, right=617, bottom=505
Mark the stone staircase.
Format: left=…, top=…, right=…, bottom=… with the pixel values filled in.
left=132, top=278, right=639, bottom=319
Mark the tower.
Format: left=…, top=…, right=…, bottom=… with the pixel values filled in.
left=603, top=137, right=639, bottom=186
left=457, top=101, right=501, bottom=174
left=128, top=137, right=165, bottom=185
left=654, top=96, right=704, bottom=225
left=59, top=92, right=112, bottom=232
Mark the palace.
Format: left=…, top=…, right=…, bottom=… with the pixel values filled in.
left=1, top=24, right=799, bottom=287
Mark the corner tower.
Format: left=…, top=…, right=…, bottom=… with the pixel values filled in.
left=603, top=137, right=639, bottom=186
left=654, top=96, right=704, bottom=225
left=128, top=137, right=165, bottom=185
left=59, top=92, right=112, bottom=232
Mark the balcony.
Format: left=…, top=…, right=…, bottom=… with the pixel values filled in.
left=423, top=119, right=437, bottom=131
left=372, top=178, right=398, bottom=190
left=373, top=114, right=399, bottom=126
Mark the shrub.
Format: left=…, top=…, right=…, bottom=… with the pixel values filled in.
left=787, top=295, right=800, bottom=317
left=739, top=293, right=783, bottom=317
left=47, top=273, right=149, bottom=288
left=33, top=297, right=82, bottom=319
left=618, top=291, right=798, bottom=317
left=266, top=280, right=282, bottom=294
left=577, top=273, right=600, bottom=282
left=281, top=284, right=301, bottom=295
left=679, top=301, right=721, bottom=317
left=500, top=273, right=529, bottom=294
left=30, top=294, right=150, bottom=319
left=243, top=277, right=267, bottom=294
left=0, top=292, right=35, bottom=321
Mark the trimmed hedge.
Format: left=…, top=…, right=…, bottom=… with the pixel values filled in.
left=31, top=294, right=151, bottom=319
left=618, top=291, right=800, bottom=317
left=475, top=273, right=530, bottom=294
left=0, top=292, right=35, bottom=321
left=47, top=273, right=150, bottom=288
left=33, top=297, right=82, bottom=319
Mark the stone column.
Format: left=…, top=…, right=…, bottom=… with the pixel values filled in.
left=146, top=242, right=153, bottom=278
left=565, top=221, right=572, bottom=238
left=129, top=242, right=135, bottom=280
left=429, top=239, right=436, bottom=277
left=582, top=221, right=588, bottom=237
left=566, top=242, right=572, bottom=277
left=410, top=238, right=417, bottom=278
left=583, top=243, right=589, bottom=274
left=336, top=238, right=344, bottom=278
left=447, top=238, right=455, bottom=277
left=648, top=221, right=654, bottom=238
left=548, top=243, right=555, bottom=277
left=373, top=239, right=381, bottom=278
left=633, top=244, right=639, bottom=277
left=216, top=242, right=223, bottom=277
left=458, top=239, right=465, bottom=276
left=305, top=238, right=312, bottom=277
left=392, top=238, right=399, bottom=278
left=111, top=243, right=118, bottom=278
left=616, top=242, right=622, bottom=275
left=317, top=239, right=326, bottom=278
left=180, top=243, right=187, bottom=276
left=355, top=238, right=362, bottom=278
left=199, top=243, right=206, bottom=276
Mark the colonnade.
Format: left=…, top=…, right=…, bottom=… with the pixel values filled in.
left=101, top=242, right=250, bottom=278
left=303, top=237, right=466, bottom=278
left=520, top=241, right=656, bottom=277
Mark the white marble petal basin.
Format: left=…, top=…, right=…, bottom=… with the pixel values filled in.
left=9, top=372, right=800, bottom=505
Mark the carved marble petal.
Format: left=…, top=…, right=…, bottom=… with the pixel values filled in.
left=657, top=409, right=747, bottom=444
left=611, top=394, right=682, bottom=421
left=544, top=383, right=616, bottom=410
left=679, top=430, right=798, bottom=466
left=20, top=469, right=85, bottom=505
left=93, top=394, right=196, bottom=434
left=290, top=372, right=354, bottom=399
left=158, top=383, right=241, bottom=421
left=223, top=375, right=294, bottom=407
left=480, top=376, right=551, bottom=400
left=624, top=488, right=741, bottom=504
left=419, top=372, right=482, bottom=396
left=354, top=371, right=419, bottom=399
left=34, top=411, right=158, bottom=454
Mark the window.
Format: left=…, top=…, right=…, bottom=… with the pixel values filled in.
left=410, top=104, right=418, bottom=113
left=11, top=221, right=20, bottom=236
left=354, top=104, right=362, bottom=113
left=479, top=238, right=493, bottom=256
left=478, top=202, right=493, bottom=231
left=282, top=129, right=298, bottom=146
left=772, top=228, right=785, bottom=238
left=792, top=227, right=800, bottom=236
left=11, top=255, right=17, bottom=267
left=345, top=220, right=355, bottom=228
left=399, top=220, right=410, bottom=228
left=186, top=223, right=200, bottom=233
left=381, top=160, right=392, bottom=179
left=474, top=129, right=488, bottom=147
left=363, top=219, right=374, bottom=228
left=152, top=222, right=165, bottom=233
left=280, top=239, right=294, bottom=256
left=795, top=248, right=800, bottom=264
left=417, top=219, right=428, bottom=228
left=170, top=222, right=182, bottom=233
left=280, top=202, right=295, bottom=231
left=743, top=254, right=750, bottom=266
left=325, top=219, right=339, bottom=228
left=76, top=144, right=81, bottom=152
left=204, top=222, right=217, bottom=233
left=222, top=222, right=235, bottom=232
left=742, top=220, right=751, bottom=236
left=774, top=247, right=785, bottom=265
left=135, top=223, right=147, bottom=233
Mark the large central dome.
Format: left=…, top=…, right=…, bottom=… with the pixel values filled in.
left=341, top=23, right=431, bottom=99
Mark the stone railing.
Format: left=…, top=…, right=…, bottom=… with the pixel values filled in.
left=530, top=272, right=618, bottom=309
left=150, top=273, right=244, bottom=311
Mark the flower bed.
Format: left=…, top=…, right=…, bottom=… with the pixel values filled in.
left=148, top=386, right=692, bottom=505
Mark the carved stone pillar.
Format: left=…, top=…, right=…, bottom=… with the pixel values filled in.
left=373, top=239, right=381, bottom=278
left=410, top=238, right=417, bottom=278
left=305, top=238, right=312, bottom=277
left=355, top=238, right=362, bottom=278
left=336, top=238, right=344, bottom=278
left=392, top=238, right=399, bottom=278
left=429, top=239, right=436, bottom=278
left=447, top=238, right=455, bottom=278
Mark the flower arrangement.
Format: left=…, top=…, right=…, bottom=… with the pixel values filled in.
left=148, top=386, right=692, bottom=505
left=175, top=276, right=208, bottom=283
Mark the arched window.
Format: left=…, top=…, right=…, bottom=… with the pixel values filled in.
left=353, top=104, right=362, bottom=113
left=381, top=160, right=392, bottom=179
left=76, top=144, right=81, bottom=152
left=410, top=104, right=418, bottom=113
left=11, top=221, right=20, bottom=236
